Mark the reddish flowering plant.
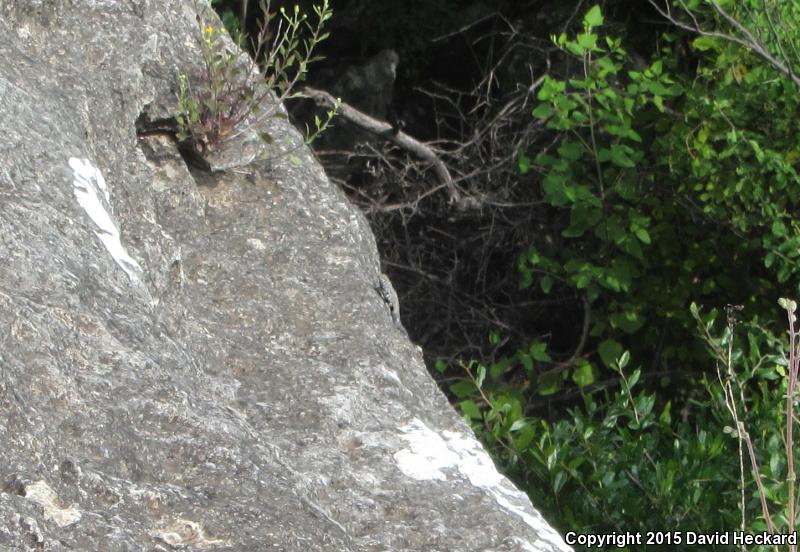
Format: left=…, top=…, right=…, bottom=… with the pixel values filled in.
left=177, top=0, right=333, bottom=155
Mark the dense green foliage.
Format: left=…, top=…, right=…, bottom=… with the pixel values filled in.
left=511, top=2, right=800, bottom=399
left=443, top=1, right=800, bottom=546
left=447, top=303, right=800, bottom=546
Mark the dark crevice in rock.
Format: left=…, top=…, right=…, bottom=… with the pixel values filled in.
left=3, top=475, right=29, bottom=497
left=135, top=111, right=210, bottom=172
left=134, top=112, right=179, bottom=139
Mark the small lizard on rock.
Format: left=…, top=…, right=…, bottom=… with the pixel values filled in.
left=375, top=273, right=401, bottom=327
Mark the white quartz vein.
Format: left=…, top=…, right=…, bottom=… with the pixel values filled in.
left=394, top=418, right=571, bottom=551
left=69, top=157, right=142, bottom=282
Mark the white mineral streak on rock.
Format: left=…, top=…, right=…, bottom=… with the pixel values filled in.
left=154, top=518, right=230, bottom=549
left=395, top=418, right=571, bottom=552
left=24, top=480, right=82, bottom=528
left=381, top=366, right=402, bottom=386
left=69, top=157, right=142, bottom=282
left=247, top=237, right=267, bottom=250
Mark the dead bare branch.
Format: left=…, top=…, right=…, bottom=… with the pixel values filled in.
left=302, top=86, right=462, bottom=203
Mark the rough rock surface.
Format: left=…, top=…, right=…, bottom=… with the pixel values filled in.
left=0, top=1, right=571, bottom=550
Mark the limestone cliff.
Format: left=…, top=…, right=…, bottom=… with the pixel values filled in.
left=0, top=1, right=571, bottom=550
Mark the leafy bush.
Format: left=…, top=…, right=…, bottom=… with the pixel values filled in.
left=516, top=6, right=688, bottom=396
left=442, top=3, right=800, bottom=546
left=501, top=0, right=800, bottom=407
left=445, top=301, right=800, bottom=546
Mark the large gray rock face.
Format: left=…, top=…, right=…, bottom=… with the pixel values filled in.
left=0, top=1, right=571, bottom=550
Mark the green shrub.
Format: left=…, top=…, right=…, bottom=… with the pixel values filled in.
left=445, top=301, right=800, bottom=547
left=508, top=1, right=800, bottom=410
left=444, top=3, right=800, bottom=547
left=511, top=6, right=688, bottom=397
